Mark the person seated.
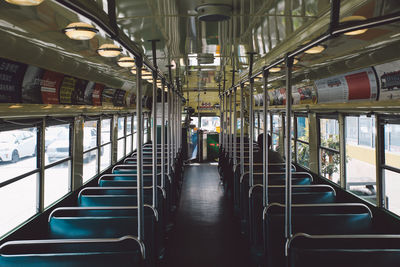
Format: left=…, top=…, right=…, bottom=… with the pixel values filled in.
left=256, top=133, right=284, bottom=163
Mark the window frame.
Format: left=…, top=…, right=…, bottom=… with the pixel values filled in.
left=318, top=115, right=340, bottom=182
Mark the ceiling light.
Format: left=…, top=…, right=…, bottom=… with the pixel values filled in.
left=5, top=0, right=43, bottom=5
left=142, top=69, right=152, bottom=76
left=341, top=15, right=368, bottom=36
left=97, top=43, right=122, bottom=57
left=117, top=57, right=135, bottom=68
left=270, top=67, right=281, bottom=73
left=304, top=45, right=325, bottom=54
left=130, top=68, right=137, bottom=75
left=63, top=22, right=98, bottom=40
left=293, top=58, right=299, bottom=65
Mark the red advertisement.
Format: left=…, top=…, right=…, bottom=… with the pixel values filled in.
left=92, top=83, right=104, bottom=106
left=40, top=71, right=63, bottom=104
left=346, top=71, right=371, bottom=100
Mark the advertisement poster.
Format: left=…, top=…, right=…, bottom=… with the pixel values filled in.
left=315, top=67, right=378, bottom=103
left=113, top=89, right=126, bottom=107
left=92, top=83, right=104, bottom=106
left=267, top=83, right=316, bottom=106
left=102, top=88, right=116, bottom=106
left=40, top=70, right=64, bottom=104
left=375, top=59, right=400, bottom=101
left=59, top=76, right=76, bottom=104
left=0, top=58, right=27, bottom=103
left=21, top=65, right=45, bottom=104
left=72, top=79, right=89, bottom=105
left=83, top=81, right=95, bottom=105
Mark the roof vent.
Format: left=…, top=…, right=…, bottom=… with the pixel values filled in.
left=196, top=4, right=232, bottom=22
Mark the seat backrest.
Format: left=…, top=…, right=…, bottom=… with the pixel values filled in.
left=98, top=174, right=160, bottom=187
left=0, top=236, right=144, bottom=267
left=288, top=234, right=400, bottom=267
left=264, top=203, right=373, bottom=267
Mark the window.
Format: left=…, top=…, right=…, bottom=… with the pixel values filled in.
left=133, top=114, right=137, bottom=151
left=144, top=117, right=148, bottom=143
left=45, top=124, right=71, bottom=207
left=296, top=116, right=310, bottom=168
left=82, top=121, right=98, bottom=183
left=0, top=126, right=38, bottom=237
left=200, top=116, right=220, bottom=132
left=100, top=118, right=112, bottom=171
left=126, top=115, right=133, bottom=155
left=384, top=122, right=400, bottom=215
left=319, top=118, right=340, bottom=184
left=272, top=114, right=281, bottom=152
left=345, top=116, right=376, bottom=204
left=117, top=116, right=126, bottom=160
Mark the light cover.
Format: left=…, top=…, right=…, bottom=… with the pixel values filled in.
left=117, top=57, right=135, bottom=68
left=63, top=22, right=98, bottom=40
left=97, top=43, right=122, bottom=57
left=341, top=16, right=368, bottom=36
left=5, top=0, right=44, bottom=5
left=305, top=45, right=325, bottom=54
left=270, top=67, right=281, bottom=73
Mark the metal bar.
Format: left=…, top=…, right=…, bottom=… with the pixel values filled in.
left=167, top=85, right=171, bottom=176
left=329, top=0, right=341, bottom=35
left=284, top=54, right=294, bottom=240
left=229, top=89, right=232, bottom=159
left=151, top=40, right=158, bottom=208
left=233, top=87, right=237, bottom=167
left=240, top=83, right=245, bottom=176
left=219, top=82, right=223, bottom=147
left=135, top=56, right=144, bottom=242
left=263, top=68, right=269, bottom=207
left=376, top=115, right=385, bottom=208
left=161, top=80, right=165, bottom=188
left=249, top=81, right=254, bottom=187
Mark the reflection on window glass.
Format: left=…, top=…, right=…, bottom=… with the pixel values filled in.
left=84, top=121, right=97, bottom=152
left=133, top=133, right=137, bottom=151
left=320, top=149, right=340, bottom=184
left=126, top=135, right=132, bottom=155
left=272, top=114, right=281, bottom=151
left=101, top=119, right=111, bottom=145
left=46, top=125, right=69, bottom=164
left=118, top=139, right=125, bottom=160
left=297, top=142, right=309, bottom=168
left=297, top=117, right=309, bottom=141
left=0, top=128, right=37, bottom=182
left=191, top=117, right=199, bottom=128
left=385, top=170, right=400, bottom=216
left=127, top=116, right=132, bottom=135
left=44, top=161, right=70, bottom=208
left=345, top=116, right=376, bottom=204
left=320, top=118, right=339, bottom=149
left=0, top=174, right=37, bottom=238
left=133, top=115, right=137, bottom=132
left=200, top=116, right=220, bottom=132
left=83, top=150, right=98, bottom=183
left=100, top=144, right=111, bottom=172
left=118, top=117, right=125, bottom=139
left=385, top=123, right=400, bottom=169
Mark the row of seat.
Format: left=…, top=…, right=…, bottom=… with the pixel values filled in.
left=218, top=142, right=400, bottom=267
left=0, top=143, right=184, bottom=266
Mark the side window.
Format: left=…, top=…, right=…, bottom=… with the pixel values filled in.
left=82, top=120, right=98, bottom=184
left=345, top=116, right=376, bottom=204
left=296, top=116, right=310, bottom=168
left=100, top=118, right=112, bottom=171
left=319, top=118, right=340, bottom=184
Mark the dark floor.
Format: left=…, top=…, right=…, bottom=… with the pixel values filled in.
left=163, top=163, right=250, bottom=267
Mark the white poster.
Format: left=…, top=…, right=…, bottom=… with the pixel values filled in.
left=315, top=67, right=378, bottom=103
left=375, top=59, right=400, bottom=101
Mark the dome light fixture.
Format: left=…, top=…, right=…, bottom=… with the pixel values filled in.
left=304, top=45, right=325, bottom=54
left=97, top=43, right=122, bottom=57
left=5, top=0, right=44, bottom=5
left=341, top=15, right=368, bottom=36
left=270, top=67, right=281, bottom=73
left=63, top=22, right=98, bottom=40
left=117, top=57, right=135, bottom=68
left=293, top=58, right=299, bottom=65
left=130, top=68, right=137, bottom=75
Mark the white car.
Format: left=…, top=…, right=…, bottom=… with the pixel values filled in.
left=0, top=130, right=36, bottom=162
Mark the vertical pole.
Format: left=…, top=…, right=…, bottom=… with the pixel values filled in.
left=249, top=80, right=254, bottom=187
left=167, top=84, right=171, bottom=176
left=221, top=92, right=225, bottom=151
left=135, top=56, right=144, bottom=242
left=229, top=89, right=232, bottom=159
left=263, top=68, right=269, bottom=207
left=161, top=79, right=165, bottom=188
left=233, top=87, right=237, bottom=166
left=219, top=82, right=222, bottom=146
left=240, top=83, right=245, bottom=176
left=376, top=115, right=385, bottom=207
left=151, top=40, right=158, bottom=208
left=284, top=54, right=294, bottom=240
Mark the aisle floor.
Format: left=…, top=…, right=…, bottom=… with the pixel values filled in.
left=164, top=163, right=250, bottom=267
